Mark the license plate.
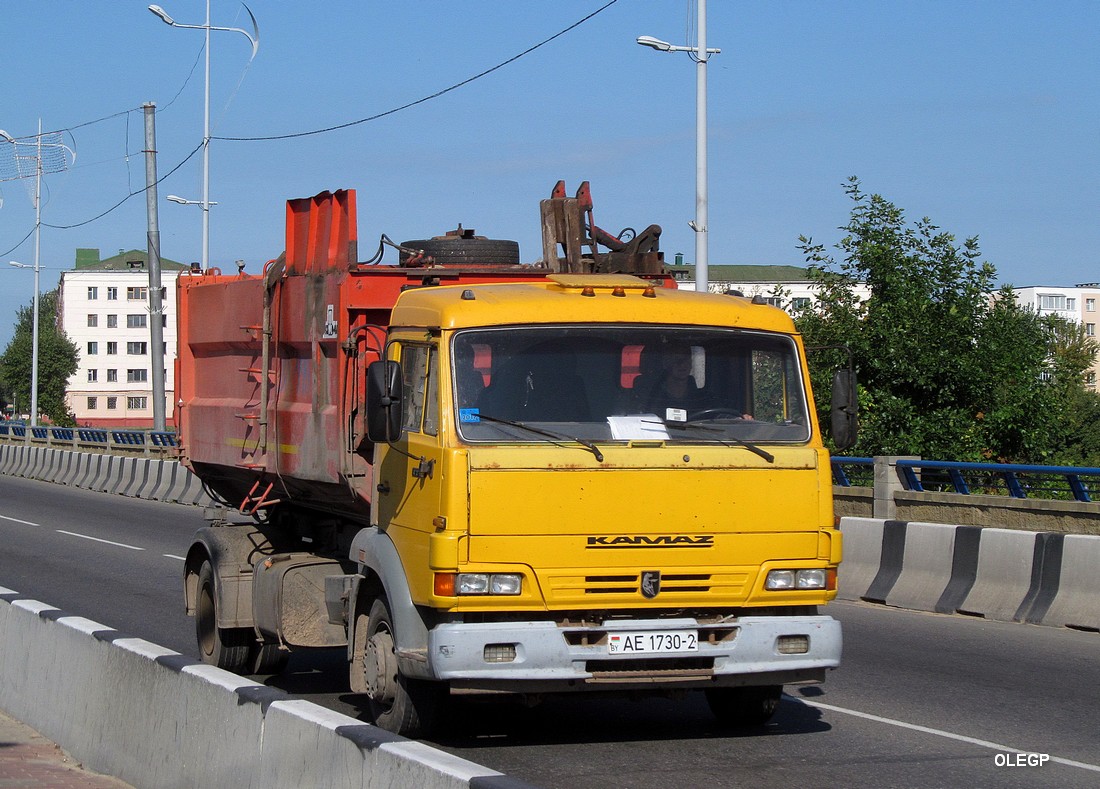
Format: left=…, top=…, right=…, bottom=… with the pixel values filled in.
left=607, top=631, right=698, bottom=655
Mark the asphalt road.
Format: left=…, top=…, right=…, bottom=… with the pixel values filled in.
left=1, top=474, right=1098, bottom=788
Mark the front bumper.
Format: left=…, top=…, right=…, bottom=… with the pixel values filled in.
left=426, top=615, right=841, bottom=693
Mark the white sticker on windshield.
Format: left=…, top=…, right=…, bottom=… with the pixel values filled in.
left=664, top=408, right=687, bottom=423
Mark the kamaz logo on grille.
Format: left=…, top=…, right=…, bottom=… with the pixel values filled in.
left=586, top=535, right=714, bottom=549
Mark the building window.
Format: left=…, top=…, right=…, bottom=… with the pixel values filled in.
left=127, top=369, right=148, bottom=383
left=87, top=286, right=98, bottom=300
left=127, top=396, right=148, bottom=410
left=87, top=314, right=98, bottom=327
left=87, top=369, right=98, bottom=383
left=127, top=341, right=148, bottom=355
left=126, top=314, right=147, bottom=329
left=87, top=342, right=98, bottom=355
left=1087, top=324, right=1096, bottom=337
left=127, top=286, right=147, bottom=301
left=107, top=369, right=117, bottom=383
left=107, top=287, right=118, bottom=301
left=1039, top=294, right=1067, bottom=311
left=87, top=397, right=97, bottom=410
left=107, top=314, right=118, bottom=328
left=107, top=397, right=117, bottom=410
left=1087, top=298, right=1096, bottom=313
left=791, top=297, right=812, bottom=310
left=1087, top=372, right=1097, bottom=388
left=107, top=342, right=117, bottom=355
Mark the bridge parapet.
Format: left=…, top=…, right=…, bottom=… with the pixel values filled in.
left=833, top=456, right=1100, bottom=535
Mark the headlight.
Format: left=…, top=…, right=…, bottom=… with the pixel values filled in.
left=766, top=568, right=827, bottom=591
left=452, top=573, right=523, bottom=596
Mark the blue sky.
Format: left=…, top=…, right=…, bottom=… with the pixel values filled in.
left=1, top=1, right=1097, bottom=351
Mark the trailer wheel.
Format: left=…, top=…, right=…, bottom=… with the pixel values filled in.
left=353, top=597, right=444, bottom=737
left=705, top=685, right=783, bottom=727
left=195, top=560, right=251, bottom=673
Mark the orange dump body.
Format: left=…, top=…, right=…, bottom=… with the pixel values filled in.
left=176, top=189, right=672, bottom=520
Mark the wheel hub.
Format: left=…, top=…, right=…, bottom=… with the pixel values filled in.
left=363, top=630, right=397, bottom=705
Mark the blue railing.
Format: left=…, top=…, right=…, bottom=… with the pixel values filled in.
left=832, top=456, right=1100, bottom=503
left=0, top=422, right=177, bottom=453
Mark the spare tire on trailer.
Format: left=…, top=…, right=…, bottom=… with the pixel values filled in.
left=399, top=235, right=520, bottom=266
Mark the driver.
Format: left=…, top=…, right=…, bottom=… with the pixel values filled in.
left=633, top=344, right=707, bottom=413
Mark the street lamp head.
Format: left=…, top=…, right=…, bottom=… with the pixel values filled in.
left=0, top=129, right=15, bottom=143
left=166, top=194, right=189, bottom=205
left=148, top=5, right=175, bottom=25
left=636, top=35, right=672, bottom=52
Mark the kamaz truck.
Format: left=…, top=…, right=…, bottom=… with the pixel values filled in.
left=176, top=187, right=856, bottom=736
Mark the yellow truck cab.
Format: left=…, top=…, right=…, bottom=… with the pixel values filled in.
left=353, top=273, right=844, bottom=734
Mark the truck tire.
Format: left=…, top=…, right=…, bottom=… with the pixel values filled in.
left=250, top=641, right=289, bottom=675
left=196, top=560, right=252, bottom=673
left=705, top=685, right=783, bottom=727
left=352, top=596, right=445, bottom=737
left=399, top=238, right=520, bottom=266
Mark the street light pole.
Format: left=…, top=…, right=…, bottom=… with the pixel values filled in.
left=148, top=1, right=258, bottom=270
left=31, top=120, right=41, bottom=426
left=637, top=0, right=720, bottom=294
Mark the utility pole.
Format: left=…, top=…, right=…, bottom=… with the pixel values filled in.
left=143, top=103, right=167, bottom=432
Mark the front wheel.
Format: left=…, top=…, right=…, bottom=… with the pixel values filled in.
left=705, top=685, right=783, bottom=727
left=195, top=560, right=251, bottom=673
left=350, top=596, right=445, bottom=737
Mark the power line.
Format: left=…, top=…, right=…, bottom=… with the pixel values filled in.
left=42, top=142, right=204, bottom=230
left=213, top=0, right=623, bottom=143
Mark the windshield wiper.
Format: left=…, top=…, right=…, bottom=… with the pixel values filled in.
left=664, top=421, right=775, bottom=464
left=474, top=413, right=605, bottom=462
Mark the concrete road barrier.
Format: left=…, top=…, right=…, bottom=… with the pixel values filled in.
left=0, top=587, right=529, bottom=789
left=879, top=521, right=953, bottom=610
left=836, top=517, right=886, bottom=601
left=1034, top=534, right=1100, bottom=631
left=956, top=528, right=1038, bottom=621
left=837, top=516, right=1100, bottom=636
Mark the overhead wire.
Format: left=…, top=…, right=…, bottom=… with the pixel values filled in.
left=213, top=0, right=623, bottom=142
left=1, top=1, right=621, bottom=243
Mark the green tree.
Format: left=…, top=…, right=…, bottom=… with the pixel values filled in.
left=0, top=289, right=78, bottom=426
left=795, top=177, right=1058, bottom=462
left=1041, top=315, right=1100, bottom=466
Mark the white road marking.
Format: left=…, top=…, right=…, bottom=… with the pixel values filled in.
left=55, top=530, right=144, bottom=551
left=163, top=554, right=186, bottom=561
left=797, top=697, right=1100, bottom=773
left=0, top=514, right=39, bottom=526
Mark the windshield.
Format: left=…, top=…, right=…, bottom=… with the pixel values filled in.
left=452, top=326, right=811, bottom=445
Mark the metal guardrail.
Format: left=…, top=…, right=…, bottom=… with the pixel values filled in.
left=832, top=456, right=1099, bottom=503
left=0, top=422, right=177, bottom=456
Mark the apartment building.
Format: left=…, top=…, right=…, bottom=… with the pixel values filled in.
left=1012, top=283, right=1100, bottom=390
left=667, top=264, right=872, bottom=309
left=59, top=248, right=189, bottom=428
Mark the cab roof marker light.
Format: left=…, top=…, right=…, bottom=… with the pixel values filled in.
left=581, top=286, right=596, bottom=297
left=612, top=286, right=626, bottom=297
left=460, top=289, right=476, bottom=300
left=643, top=286, right=656, bottom=298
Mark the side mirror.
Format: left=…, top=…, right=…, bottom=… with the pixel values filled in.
left=830, top=368, right=858, bottom=450
left=366, top=360, right=403, bottom=443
